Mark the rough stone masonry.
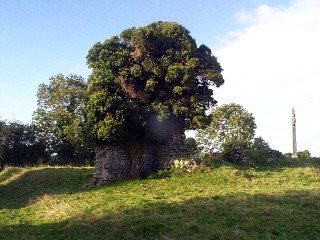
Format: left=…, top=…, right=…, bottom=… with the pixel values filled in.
left=93, top=132, right=187, bottom=185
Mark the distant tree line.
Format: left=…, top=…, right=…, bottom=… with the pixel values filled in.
left=0, top=120, right=48, bottom=171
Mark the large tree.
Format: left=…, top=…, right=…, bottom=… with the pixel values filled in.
left=86, top=21, right=224, bottom=144
left=32, top=74, right=92, bottom=164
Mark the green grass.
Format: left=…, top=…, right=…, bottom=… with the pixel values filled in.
left=1, top=159, right=320, bottom=239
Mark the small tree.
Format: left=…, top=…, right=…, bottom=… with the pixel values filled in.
left=196, top=103, right=256, bottom=154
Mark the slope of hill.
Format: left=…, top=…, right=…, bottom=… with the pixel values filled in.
left=1, top=159, right=320, bottom=239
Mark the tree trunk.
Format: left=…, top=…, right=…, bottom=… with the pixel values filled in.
left=0, top=159, right=5, bottom=172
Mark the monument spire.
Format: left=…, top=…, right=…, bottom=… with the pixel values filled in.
left=292, top=107, right=298, bottom=158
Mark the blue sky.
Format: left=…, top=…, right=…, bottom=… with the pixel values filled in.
left=1, top=0, right=319, bottom=156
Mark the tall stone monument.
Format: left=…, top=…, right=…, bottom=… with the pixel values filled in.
left=292, top=107, right=298, bottom=158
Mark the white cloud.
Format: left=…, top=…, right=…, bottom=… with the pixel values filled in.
left=214, top=0, right=320, bottom=156
left=235, top=9, right=255, bottom=25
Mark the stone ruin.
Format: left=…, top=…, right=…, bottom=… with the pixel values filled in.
left=93, top=131, right=188, bottom=185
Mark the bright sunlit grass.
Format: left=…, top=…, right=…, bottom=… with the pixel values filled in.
left=0, top=159, right=320, bottom=239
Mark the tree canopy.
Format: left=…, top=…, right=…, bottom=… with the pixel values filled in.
left=196, top=103, right=256, bottom=154
left=32, top=74, right=92, bottom=164
left=0, top=120, right=47, bottom=170
left=86, top=21, right=224, bottom=144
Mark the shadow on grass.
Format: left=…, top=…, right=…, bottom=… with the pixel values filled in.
left=0, top=167, right=94, bottom=209
left=1, top=190, right=320, bottom=240
left=0, top=167, right=25, bottom=184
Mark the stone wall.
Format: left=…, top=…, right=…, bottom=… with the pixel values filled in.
left=157, top=132, right=188, bottom=168
left=93, top=132, right=187, bottom=185
left=93, top=145, right=130, bottom=184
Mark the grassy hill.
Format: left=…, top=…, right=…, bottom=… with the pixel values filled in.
left=1, top=159, right=320, bottom=239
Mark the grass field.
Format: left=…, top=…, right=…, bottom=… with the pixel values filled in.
left=1, top=159, right=320, bottom=239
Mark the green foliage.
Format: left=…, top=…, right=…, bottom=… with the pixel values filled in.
left=248, top=137, right=285, bottom=164
left=285, top=152, right=293, bottom=158
left=185, top=137, right=199, bottom=157
left=222, top=147, right=249, bottom=164
left=1, top=159, right=320, bottom=239
left=0, top=120, right=5, bottom=170
left=297, top=150, right=311, bottom=159
left=196, top=103, right=256, bottom=154
left=245, top=137, right=271, bottom=164
left=220, top=137, right=285, bottom=166
left=86, top=21, right=224, bottom=143
left=0, top=120, right=47, bottom=170
left=32, top=74, right=93, bottom=164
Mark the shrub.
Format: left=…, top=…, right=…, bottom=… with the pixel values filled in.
left=245, top=149, right=269, bottom=164
left=284, top=152, right=293, bottom=158
left=245, top=137, right=284, bottom=165
left=297, top=150, right=311, bottom=159
left=185, top=137, right=200, bottom=158
left=268, top=149, right=285, bottom=162
left=222, top=148, right=251, bottom=165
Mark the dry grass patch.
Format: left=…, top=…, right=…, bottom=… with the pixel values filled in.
left=0, top=167, right=28, bottom=185
left=31, top=194, right=79, bottom=221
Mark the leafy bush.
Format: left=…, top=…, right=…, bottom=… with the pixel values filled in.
left=268, top=149, right=285, bottom=162
left=218, top=137, right=285, bottom=166
left=297, top=150, right=311, bottom=159
left=284, top=152, right=293, bottom=158
left=222, top=148, right=248, bottom=164
left=185, top=137, right=199, bottom=158
left=194, top=152, right=223, bottom=167
left=148, top=158, right=207, bottom=179
left=244, top=137, right=284, bottom=165
left=245, top=149, right=269, bottom=164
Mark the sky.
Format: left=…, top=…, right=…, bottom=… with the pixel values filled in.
left=1, top=0, right=319, bottom=156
